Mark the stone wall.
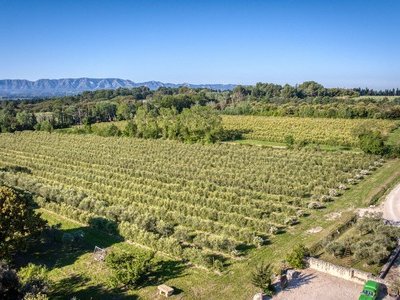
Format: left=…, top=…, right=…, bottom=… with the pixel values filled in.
left=379, top=241, right=400, bottom=278
left=307, top=257, right=386, bottom=285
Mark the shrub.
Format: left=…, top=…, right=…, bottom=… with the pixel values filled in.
left=251, top=263, right=275, bottom=296
left=284, top=217, right=299, bottom=226
left=326, top=242, right=346, bottom=258
left=34, top=121, right=53, bottom=133
left=284, top=135, right=295, bottom=149
left=97, top=124, right=121, bottom=137
left=286, top=244, right=309, bottom=269
left=18, top=264, right=50, bottom=298
left=253, top=236, right=268, bottom=248
left=269, top=226, right=279, bottom=235
left=212, top=259, right=224, bottom=272
left=308, top=202, right=324, bottom=209
left=358, top=130, right=386, bottom=155
left=105, top=250, right=155, bottom=288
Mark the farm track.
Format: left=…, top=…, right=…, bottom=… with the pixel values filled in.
left=383, top=183, right=400, bottom=222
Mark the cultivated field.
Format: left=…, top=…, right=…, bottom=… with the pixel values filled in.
left=222, top=115, right=399, bottom=146
left=0, top=132, right=381, bottom=262
left=1, top=131, right=400, bottom=299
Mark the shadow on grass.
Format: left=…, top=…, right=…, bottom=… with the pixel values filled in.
left=0, top=165, right=32, bottom=174
left=143, top=260, right=186, bottom=288
left=52, top=274, right=139, bottom=300
left=15, top=217, right=123, bottom=270
left=221, top=129, right=253, bottom=141
left=15, top=217, right=188, bottom=299
left=236, top=243, right=256, bottom=256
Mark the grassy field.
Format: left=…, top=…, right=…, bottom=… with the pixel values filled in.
left=17, top=158, right=400, bottom=299
left=224, top=139, right=362, bottom=152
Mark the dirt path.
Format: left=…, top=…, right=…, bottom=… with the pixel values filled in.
left=383, top=183, right=400, bottom=221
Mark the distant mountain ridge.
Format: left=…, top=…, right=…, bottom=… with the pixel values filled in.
left=0, top=78, right=236, bottom=98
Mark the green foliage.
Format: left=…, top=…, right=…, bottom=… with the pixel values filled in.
left=18, top=264, right=50, bottom=298
left=251, top=263, right=274, bottom=296
left=153, top=94, right=195, bottom=112
left=325, top=241, right=347, bottom=258
left=18, top=264, right=48, bottom=286
left=93, top=101, right=118, bottom=122
left=96, top=124, right=122, bottom=137
left=0, top=186, right=47, bottom=259
left=286, top=244, right=309, bottom=269
left=105, top=250, right=155, bottom=288
left=16, top=111, right=37, bottom=131
left=179, top=105, right=223, bottom=143
left=134, top=107, right=160, bottom=139
left=34, top=121, right=53, bottom=133
left=123, top=121, right=137, bottom=137
left=158, top=107, right=179, bottom=139
left=116, top=102, right=135, bottom=120
left=284, top=135, right=295, bottom=148
left=2, top=82, right=400, bottom=137
left=358, top=130, right=386, bottom=155
left=125, top=105, right=223, bottom=143
left=0, top=262, right=49, bottom=300
left=325, top=216, right=400, bottom=266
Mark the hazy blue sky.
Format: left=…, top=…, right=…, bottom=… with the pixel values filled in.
left=1, top=0, right=399, bottom=88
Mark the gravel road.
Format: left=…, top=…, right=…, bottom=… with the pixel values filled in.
left=383, top=183, right=400, bottom=222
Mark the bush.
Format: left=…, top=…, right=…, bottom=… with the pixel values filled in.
left=358, top=130, right=386, bottom=155
left=251, top=263, right=275, bottom=296
left=97, top=124, right=121, bottom=137
left=308, top=202, right=324, bottom=209
left=326, top=242, right=346, bottom=258
left=286, top=244, right=309, bottom=269
left=253, top=236, right=268, bottom=248
left=18, top=264, right=50, bottom=298
left=34, top=121, right=53, bottom=133
left=0, top=262, right=49, bottom=300
left=105, top=250, right=155, bottom=288
left=284, top=135, right=295, bottom=149
left=212, top=259, right=224, bottom=272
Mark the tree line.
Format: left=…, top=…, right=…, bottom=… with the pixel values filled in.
left=1, top=81, right=400, bottom=135
left=222, top=101, right=400, bottom=119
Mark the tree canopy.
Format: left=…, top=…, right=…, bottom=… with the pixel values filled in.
left=0, top=186, right=46, bottom=259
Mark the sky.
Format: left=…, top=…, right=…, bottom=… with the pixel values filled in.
left=0, top=0, right=399, bottom=89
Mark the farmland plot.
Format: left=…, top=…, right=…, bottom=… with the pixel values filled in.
left=222, top=115, right=398, bottom=146
left=0, top=132, right=381, bottom=267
